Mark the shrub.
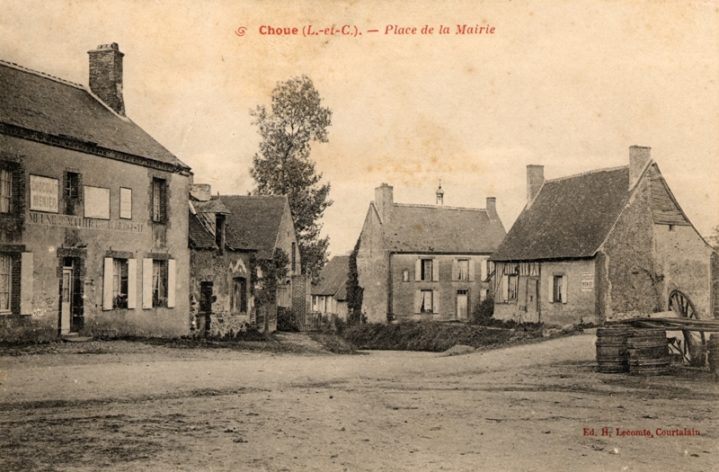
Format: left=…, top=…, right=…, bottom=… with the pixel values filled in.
left=471, top=297, right=495, bottom=325
left=276, top=307, right=300, bottom=332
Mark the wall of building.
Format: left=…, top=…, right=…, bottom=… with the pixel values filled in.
left=601, top=174, right=658, bottom=318
left=653, top=224, right=714, bottom=319
left=0, top=134, right=191, bottom=340
left=494, top=259, right=596, bottom=326
left=390, top=253, right=491, bottom=322
left=276, top=202, right=301, bottom=277
left=356, top=207, right=389, bottom=323
left=189, top=248, right=254, bottom=337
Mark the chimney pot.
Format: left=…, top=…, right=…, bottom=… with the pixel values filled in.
left=526, top=165, right=544, bottom=206
left=629, top=145, right=651, bottom=189
left=88, top=42, right=125, bottom=115
left=374, top=183, right=394, bottom=224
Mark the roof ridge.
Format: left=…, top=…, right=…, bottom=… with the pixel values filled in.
left=393, top=203, right=487, bottom=212
left=221, top=194, right=286, bottom=199
left=0, top=58, right=85, bottom=90
left=545, top=165, right=628, bottom=183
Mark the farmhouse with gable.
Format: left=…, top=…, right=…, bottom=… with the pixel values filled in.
left=491, top=146, right=719, bottom=326
left=0, top=43, right=192, bottom=341
left=356, top=183, right=506, bottom=323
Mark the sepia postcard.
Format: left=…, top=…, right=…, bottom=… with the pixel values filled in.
left=0, top=1, right=718, bottom=471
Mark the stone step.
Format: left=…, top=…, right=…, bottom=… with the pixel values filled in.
left=62, top=334, right=94, bottom=343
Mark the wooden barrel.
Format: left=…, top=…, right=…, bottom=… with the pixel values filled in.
left=596, top=326, right=631, bottom=373
left=628, top=328, right=670, bottom=375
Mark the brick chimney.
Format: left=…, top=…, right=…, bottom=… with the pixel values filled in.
left=486, top=197, right=497, bottom=219
left=526, top=165, right=544, bottom=206
left=88, top=43, right=125, bottom=115
left=629, top=145, right=651, bottom=189
left=374, top=183, right=394, bottom=224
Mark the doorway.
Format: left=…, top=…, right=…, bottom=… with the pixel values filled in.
left=456, top=290, right=469, bottom=321
left=199, top=281, right=214, bottom=334
left=59, top=257, right=83, bottom=334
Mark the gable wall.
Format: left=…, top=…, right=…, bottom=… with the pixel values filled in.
left=356, top=207, right=388, bottom=323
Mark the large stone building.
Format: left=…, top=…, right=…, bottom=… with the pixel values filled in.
left=0, top=44, right=192, bottom=340
left=491, top=146, right=719, bottom=326
left=356, top=183, right=506, bottom=323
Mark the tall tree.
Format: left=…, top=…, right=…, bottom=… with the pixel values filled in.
left=250, top=75, right=332, bottom=280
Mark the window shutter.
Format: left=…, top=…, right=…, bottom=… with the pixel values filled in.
left=561, top=275, right=568, bottom=304
left=468, top=259, right=476, bottom=282
left=103, top=257, right=114, bottom=310
left=548, top=276, right=555, bottom=303
left=415, top=259, right=421, bottom=281
left=414, top=290, right=421, bottom=313
left=502, top=275, right=509, bottom=302
left=433, top=289, right=440, bottom=314
left=432, top=259, right=439, bottom=281
left=451, top=259, right=458, bottom=281
left=20, top=252, right=33, bottom=315
left=127, top=258, right=137, bottom=309
left=480, top=258, right=488, bottom=281
left=167, top=259, right=177, bottom=308
left=142, top=258, right=153, bottom=309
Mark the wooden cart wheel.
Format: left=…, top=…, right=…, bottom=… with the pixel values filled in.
left=669, top=290, right=706, bottom=366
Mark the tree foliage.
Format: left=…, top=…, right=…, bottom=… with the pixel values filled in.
left=346, top=237, right=365, bottom=325
left=250, top=75, right=332, bottom=280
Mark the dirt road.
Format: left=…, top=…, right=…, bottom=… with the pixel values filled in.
left=1, top=334, right=716, bottom=471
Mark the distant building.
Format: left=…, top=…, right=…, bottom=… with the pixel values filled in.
left=0, top=43, right=192, bottom=340
left=188, top=185, right=256, bottom=336
left=356, top=183, right=506, bottom=323
left=491, top=146, right=719, bottom=325
left=311, top=255, right=349, bottom=319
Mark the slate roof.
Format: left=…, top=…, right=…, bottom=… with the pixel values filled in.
left=491, top=166, right=630, bottom=261
left=0, top=60, right=189, bottom=169
left=312, top=256, right=349, bottom=299
left=188, top=212, right=217, bottom=250
left=220, top=195, right=288, bottom=259
left=380, top=204, right=506, bottom=254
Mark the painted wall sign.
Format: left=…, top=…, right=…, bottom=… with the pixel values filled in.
left=581, top=272, right=594, bottom=292
left=29, top=175, right=59, bottom=213
left=28, top=211, right=144, bottom=233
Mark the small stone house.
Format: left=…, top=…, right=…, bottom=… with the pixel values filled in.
left=0, top=43, right=192, bottom=341
left=491, top=146, right=719, bottom=326
left=311, top=255, right=349, bottom=319
left=356, top=183, right=506, bottom=323
left=188, top=185, right=256, bottom=336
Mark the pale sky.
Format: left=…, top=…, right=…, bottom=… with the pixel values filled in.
left=2, top=0, right=718, bottom=256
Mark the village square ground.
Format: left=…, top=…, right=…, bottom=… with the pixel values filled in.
left=0, top=333, right=717, bottom=472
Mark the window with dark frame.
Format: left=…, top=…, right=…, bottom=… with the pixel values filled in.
left=420, top=289, right=433, bottom=313
left=152, top=259, right=168, bottom=307
left=421, top=258, right=433, bottom=281
left=291, top=242, right=297, bottom=273
left=112, top=258, right=129, bottom=309
left=553, top=275, right=564, bottom=303
left=151, top=178, right=167, bottom=223
left=457, top=259, right=470, bottom=281
left=64, top=172, right=81, bottom=215
left=0, top=254, right=12, bottom=313
left=232, top=276, right=248, bottom=313
left=0, top=169, right=13, bottom=214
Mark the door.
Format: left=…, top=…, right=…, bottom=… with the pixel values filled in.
left=200, top=282, right=214, bottom=313
left=526, top=278, right=539, bottom=322
left=456, top=290, right=468, bottom=321
left=60, top=268, right=73, bottom=334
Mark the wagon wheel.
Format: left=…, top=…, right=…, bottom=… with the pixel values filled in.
left=669, top=290, right=706, bottom=366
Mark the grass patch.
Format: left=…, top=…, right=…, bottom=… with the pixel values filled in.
left=308, top=333, right=357, bottom=354
left=342, top=321, right=544, bottom=352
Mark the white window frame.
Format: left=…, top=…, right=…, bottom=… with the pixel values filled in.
left=0, top=169, right=13, bottom=214
left=120, top=187, right=132, bottom=219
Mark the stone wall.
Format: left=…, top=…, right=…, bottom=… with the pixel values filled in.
left=0, top=134, right=191, bottom=340
left=356, top=208, right=389, bottom=323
